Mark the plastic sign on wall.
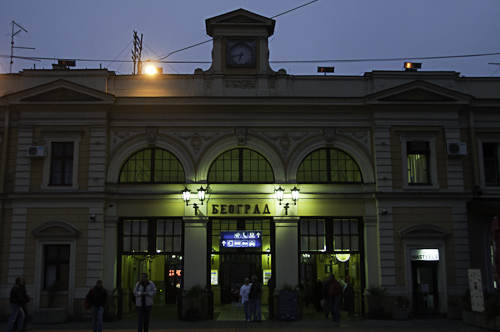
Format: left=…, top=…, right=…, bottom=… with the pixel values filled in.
left=220, top=231, right=262, bottom=248
left=410, top=249, right=439, bottom=261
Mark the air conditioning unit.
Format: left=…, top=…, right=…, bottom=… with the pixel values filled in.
left=26, top=146, right=45, bottom=157
left=447, top=142, right=467, bottom=156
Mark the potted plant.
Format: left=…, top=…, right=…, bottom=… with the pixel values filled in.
left=183, top=284, right=202, bottom=321
left=392, top=296, right=410, bottom=320
left=447, top=297, right=462, bottom=320
left=365, top=286, right=387, bottom=319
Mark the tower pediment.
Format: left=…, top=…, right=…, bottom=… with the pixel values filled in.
left=206, top=8, right=275, bottom=37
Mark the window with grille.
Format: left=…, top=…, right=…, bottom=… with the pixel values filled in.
left=207, top=148, right=274, bottom=183
left=50, top=142, right=74, bottom=185
left=297, top=148, right=362, bottom=183
left=119, top=148, right=185, bottom=183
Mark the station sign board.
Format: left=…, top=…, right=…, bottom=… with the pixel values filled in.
left=220, top=230, right=262, bottom=248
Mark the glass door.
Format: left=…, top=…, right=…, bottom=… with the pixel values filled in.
left=412, top=261, right=439, bottom=315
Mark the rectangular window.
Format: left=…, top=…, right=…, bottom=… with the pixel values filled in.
left=156, top=218, right=183, bottom=253
left=407, top=141, right=430, bottom=185
left=333, top=218, right=359, bottom=251
left=123, top=219, right=149, bottom=252
left=483, top=142, right=500, bottom=185
left=300, top=217, right=361, bottom=253
left=44, top=245, right=70, bottom=290
left=50, top=142, right=74, bottom=185
left=300, top=219, right=326, bottom=251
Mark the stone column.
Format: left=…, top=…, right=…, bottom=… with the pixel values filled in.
left=274, top=216, right=299, bottom=289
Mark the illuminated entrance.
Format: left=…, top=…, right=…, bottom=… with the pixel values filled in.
left=299, top=217, right=365, bottom=317
left=117, top=218, right=184, bottom=317
left=209, top=218, right=273, bottom=306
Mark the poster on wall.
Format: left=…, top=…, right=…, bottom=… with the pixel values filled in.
left=211, top=270, right=218, bottom=285
left=468, top=269, right=485, bottom=312
left=263, top=270, right=271, bottom=285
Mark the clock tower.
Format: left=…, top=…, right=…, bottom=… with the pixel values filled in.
left=205, top=9, right=276, bottom=76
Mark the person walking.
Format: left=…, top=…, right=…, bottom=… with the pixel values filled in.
left=7, top=277, right=28, bottom=332
left=239, top=278, right=252, bottom=321
left=249, top=275, right=263, bottom=322
left=86, top=279, right=108, bottom=332
left=134, top=273, right=157, bottom=332
left=328, top=274, right=342, bottom=322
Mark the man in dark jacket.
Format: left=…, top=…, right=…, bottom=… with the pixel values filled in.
left=86, top=279, right=108, bottom=332
left=249, top=275, right=263, bottom=322
left=7, top=277, right=27, bottom=332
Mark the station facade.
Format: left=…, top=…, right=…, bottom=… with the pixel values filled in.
left=1, top=9, right=499, bottom=319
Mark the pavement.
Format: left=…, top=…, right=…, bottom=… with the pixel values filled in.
left=11, top=306, right=488, bottom=332
left=17, top=317, right=488, bottom=332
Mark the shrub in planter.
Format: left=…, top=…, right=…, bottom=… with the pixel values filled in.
left=365, top=286, right=387, bottom=319
left=392, top=296, right=410, bottom=320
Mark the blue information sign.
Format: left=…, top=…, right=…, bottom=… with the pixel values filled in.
left=220, top=231, right=262, bottom=248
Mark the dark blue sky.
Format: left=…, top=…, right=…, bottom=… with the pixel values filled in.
left=2, top=0, right=500, bottom=76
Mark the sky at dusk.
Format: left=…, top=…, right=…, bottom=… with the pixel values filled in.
left=1, top=0, right=500, bottom=76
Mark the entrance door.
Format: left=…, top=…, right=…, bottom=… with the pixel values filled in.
left=412, top=261, right=439, bottom=315
left=219, top=254, right=261, bottom=304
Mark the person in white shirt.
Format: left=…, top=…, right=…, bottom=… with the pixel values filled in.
left=239, top=278, right=252, bottom=321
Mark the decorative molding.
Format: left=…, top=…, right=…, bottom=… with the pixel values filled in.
left=336, top=129, right=371, bottom=155
left=170, top=130, right=225, bottom=153
left=111, top=129, right=141, bottom=152
left=324, top=128, right=335, bottom=145
left=225, top=80, right=256, bottom=89
left=32, top=220, right=80, bottom=239
left=252, top=130, right=313, bottom=156
left=399, top=224, right=451, bottom=238
left=146, top=127, right=158, bottom=145
left=236, top=127, right=247, bottom=146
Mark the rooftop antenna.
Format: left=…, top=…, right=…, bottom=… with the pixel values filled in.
left=10, top=21, right=35, bottom=73
left=132, top=30, right=143, bottom=75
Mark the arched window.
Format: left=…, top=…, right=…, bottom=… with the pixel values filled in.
left=208, top=148, right=274, bottom=183
left=119, top=148, right=185, bottom=183
left=297, top=148, right=362, bottom=183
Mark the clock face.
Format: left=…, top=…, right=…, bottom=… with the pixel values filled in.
left=226, top=40, right=256, bottom=68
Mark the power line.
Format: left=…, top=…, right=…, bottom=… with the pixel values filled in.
left=2, top=52, right=500, bottom=65
left=155, top=0, right=321, bottom=61
left=271, top=0, right=320, bottom=18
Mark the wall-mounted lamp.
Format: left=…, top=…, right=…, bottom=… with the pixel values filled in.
left=182, top=187, right=204, bottom=215
left=197, top=186, right=206, bottom=205
left=275, top=186, right=285, bottom=205
left=291, top=186, right=300, bottom=205
left=182, top=187, right=191, bottom=206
